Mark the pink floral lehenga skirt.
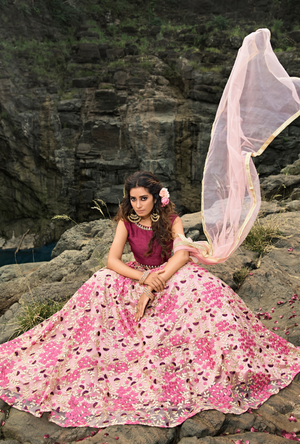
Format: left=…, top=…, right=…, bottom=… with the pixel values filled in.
left=0, top=261, right=300, bottom=428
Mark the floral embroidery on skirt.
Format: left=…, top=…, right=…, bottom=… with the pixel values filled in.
left=0, top=261, right=300, bottom=428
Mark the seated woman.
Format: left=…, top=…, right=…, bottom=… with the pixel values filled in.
left=0, top=171, right=300, bottom=429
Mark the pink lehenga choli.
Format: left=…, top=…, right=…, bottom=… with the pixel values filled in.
left=0, top=218, right=300, bottom=429
left=2, top=27, right=300, bottom=429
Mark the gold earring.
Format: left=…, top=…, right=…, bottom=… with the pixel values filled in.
left=128, top=211, right=141, bottom=224
left=150, top=210, right=160, bottom=223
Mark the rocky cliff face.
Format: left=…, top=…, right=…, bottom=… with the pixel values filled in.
left=1, top=0, right=300, bottom=247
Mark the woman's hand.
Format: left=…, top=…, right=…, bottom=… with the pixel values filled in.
left=135, top=291, right=151, bottom=322
left=144, top=270, right=166, bottom=292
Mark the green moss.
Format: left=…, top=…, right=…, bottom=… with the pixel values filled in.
left=206, top=47, right=221, bottom=53
left=200, top=65, right=222, bottom=73
left=0, top=37, right=70, bottom=83
left=108, top=60, right=129, bottom=69
left=100, top=84, right=115, bottom=89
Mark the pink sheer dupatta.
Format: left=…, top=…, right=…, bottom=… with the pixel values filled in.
left=175, top=28, right=300, bottom=265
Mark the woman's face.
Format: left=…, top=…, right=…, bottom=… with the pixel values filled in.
left=130, top=187, right=155, bottom=219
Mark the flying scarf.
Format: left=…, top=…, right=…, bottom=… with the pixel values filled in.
left=175, top=28, right=300, bottom=264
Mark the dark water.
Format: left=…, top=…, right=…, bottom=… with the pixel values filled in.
left=0, top=242, right=57, bottom=268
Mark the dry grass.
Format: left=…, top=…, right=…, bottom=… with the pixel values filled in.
left=11, top=298, right=67, bottom=339
left=233, top=267, right=251, bottom=288
left=243, top=217, right=283, bottom=256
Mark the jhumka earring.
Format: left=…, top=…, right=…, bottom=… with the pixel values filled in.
left=128, top=210, right=141, bottom=224
left=150, top=209, right=160, bottom=223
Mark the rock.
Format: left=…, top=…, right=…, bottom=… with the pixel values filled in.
left=285, top=200, right=300, bottom=211
left=106, top=48, right=124, bottom=59
left=1, top=233, right=35, bottom=250
left=150, top=26, right=161, bottom=36
left=2, top=408, right=96, bottom=444
left=98, top=43, right=110, bottom=58
left=205, top=247, right=256, bottom=290
left=114, top=70, right=128, bottom=85
left=181, top=433, right=298, bottom=443
left=75, top=43, right=101, bottom=63
left=222, top=412, right=255, bottom=434
left=291, top=188, right=300, bottom=200
left=57, top=99, right=82, bottom=112
left=0, top=262, right=47, bottom=283
left=121, top=26, right=137, bottom=34
left=258, top=200, right=283, bottom=217
left=281, top=155, right=300, bottom=175
left=94, top=89, right=123, bottom=112
left=179, top=410, right=225, bottom=439
left=181, top=211, right=203, bottom=235
left=0, top=399, right=8, bottom=409
left=0, top=245, right=94, bottom=313
left=76, top=31, right=99, bottom=39
left=126, top=77, right=145, bottom=87
left=0, top=441, right=20, bottom=444
left=288, top=30, right=300, bottom=43
left=72, top=77, right=98, bottom=88
left=125, top=44, right=139, bottom=55
left=260, top=175, right=300, bottom=200
left=238, top=212, right=300, bottom=346
left=51, top=220, right=114, bottom=258
left=73, top=424, right=175, bottom=444
left=229, top=34, right=243, bottom=49
left=178, top=439, right=198, bottom=444
left=187, top=229, right=200, bottom=241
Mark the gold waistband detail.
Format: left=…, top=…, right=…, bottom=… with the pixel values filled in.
left=136, top=261, right=161, bottom=269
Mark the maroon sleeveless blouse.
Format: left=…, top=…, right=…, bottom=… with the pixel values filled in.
left=123, top=215, right=178, bottom=267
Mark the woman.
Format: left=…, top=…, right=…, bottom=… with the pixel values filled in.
left=0, top=171, right=300, bottom=429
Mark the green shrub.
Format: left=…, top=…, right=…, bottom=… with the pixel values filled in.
left=210, top=15, right=230, bottom=31
left=272, top=19, right=283, bottom=36
left=138, top=37, right=150, bottom=55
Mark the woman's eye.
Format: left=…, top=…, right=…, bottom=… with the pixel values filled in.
left=130, top=197, right=136, bottom=201
left=141, top=197, right=147, bottom=201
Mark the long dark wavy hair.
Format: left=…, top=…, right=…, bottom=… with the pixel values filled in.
left=115, top=171, right=177, bottom=261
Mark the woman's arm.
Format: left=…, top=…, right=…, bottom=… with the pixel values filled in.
left=107, top=221, right=166, bottom=291
left=150, top=216, right=189, bottom=283
left=106, top=221, right=143, bottom=281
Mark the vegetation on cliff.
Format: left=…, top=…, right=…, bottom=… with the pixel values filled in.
left=1, top=0, right=300, bottom=247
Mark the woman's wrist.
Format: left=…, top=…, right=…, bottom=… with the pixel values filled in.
left=139, top=270, right=150, bottom=285
left=143, top=286, right=154, bottom=301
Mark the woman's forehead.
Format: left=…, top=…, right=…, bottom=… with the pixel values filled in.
left=130, top=187, right=150, bottom=197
